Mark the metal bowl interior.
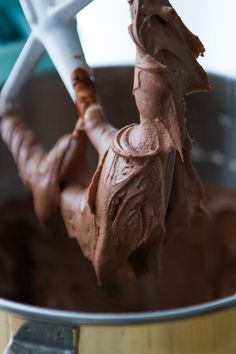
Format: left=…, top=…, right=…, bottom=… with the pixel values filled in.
left=0, top=66, right=236, bottom=325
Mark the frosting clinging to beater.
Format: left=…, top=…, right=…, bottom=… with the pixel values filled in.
left=0, top=0, right=211, bottom=284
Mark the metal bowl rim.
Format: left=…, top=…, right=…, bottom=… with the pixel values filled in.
left=1, top=295, right=236, bottom=326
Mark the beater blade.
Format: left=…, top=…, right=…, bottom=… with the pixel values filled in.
left=0, top=0, right=93, bottom=111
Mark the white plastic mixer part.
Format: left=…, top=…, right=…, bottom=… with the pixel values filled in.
left=0, top=0, right=93, bottom=111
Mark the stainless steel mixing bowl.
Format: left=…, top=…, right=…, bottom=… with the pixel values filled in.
left=1, top=67, right=236, bottom=354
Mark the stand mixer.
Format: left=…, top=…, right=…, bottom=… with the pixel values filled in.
left=1, top=2, right=236, bottom=354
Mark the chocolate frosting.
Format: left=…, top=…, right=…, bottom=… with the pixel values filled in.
left=0, top=0, right=210, bottom=284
